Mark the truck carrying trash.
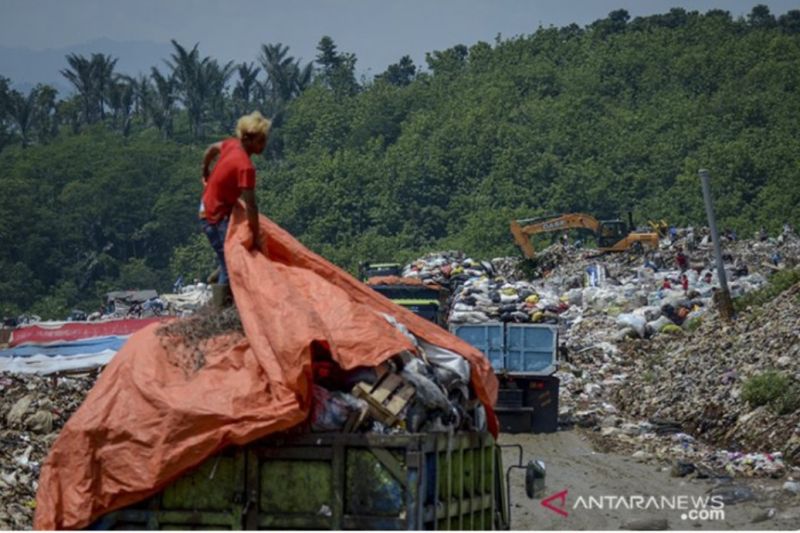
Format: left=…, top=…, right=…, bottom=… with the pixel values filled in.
left=91, top=432, right=518, bottom=530
left=33, top=203, right=500, bottom=530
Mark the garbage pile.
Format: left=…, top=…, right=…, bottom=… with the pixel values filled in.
left=613, top=280, right=800, bottom=469
left=402, top=251, right=495, bottom=293
left=448, top=277, right=570, bottom=324
left=99, top=284, right=211, bottom=320
left=159, top=283, right=212, bottom=316
left=310, top=338, right=485, bottom=435
left=544, top=226, right=800, bottom=476
left=398, top=225, right=800, bottom=477
left=0, top=373, right=96, bottom=530
left=402, top=250, right=584, bottom=325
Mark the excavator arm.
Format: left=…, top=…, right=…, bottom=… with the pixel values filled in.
left=510, top=213, right=603, bottom=259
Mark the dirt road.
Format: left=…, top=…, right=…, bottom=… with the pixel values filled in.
left=500, top=429, right=800, bottom=530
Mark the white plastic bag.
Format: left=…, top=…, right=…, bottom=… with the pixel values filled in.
left=617, top=313, right=646, bottom=338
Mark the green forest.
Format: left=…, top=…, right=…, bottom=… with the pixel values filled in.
left=1, top=5, right=799, bottom=318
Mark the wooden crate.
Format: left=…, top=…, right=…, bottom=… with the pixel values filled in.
left=351, top=373, right=415, bottom=428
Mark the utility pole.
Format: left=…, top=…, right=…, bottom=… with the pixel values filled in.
left=699, top=169, right=735, bottom=320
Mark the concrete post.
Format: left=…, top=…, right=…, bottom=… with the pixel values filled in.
left=699, top=169, right=735, bottom=320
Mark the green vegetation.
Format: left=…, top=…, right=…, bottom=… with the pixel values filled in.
left=742, top=371, right=800, bottom=415
left=1, top=6, right=800, bottom=317
left=733, top=268, right=800, bottom=311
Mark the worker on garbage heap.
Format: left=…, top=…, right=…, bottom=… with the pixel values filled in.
left=733, top=259, right=749, bottom=278
left=199, top=111, right=270, bottom=306
left=675, top=246, right=689, bottom=272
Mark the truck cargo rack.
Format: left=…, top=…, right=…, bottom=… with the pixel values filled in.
left=91, top=431, right=520, bottom=530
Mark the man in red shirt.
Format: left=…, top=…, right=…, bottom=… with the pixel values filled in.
left=200, top=111, right=270, bottom=289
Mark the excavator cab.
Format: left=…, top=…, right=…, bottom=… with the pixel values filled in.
left=597, top=219, right=628, bottom=248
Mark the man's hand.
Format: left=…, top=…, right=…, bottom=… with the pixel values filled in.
left=244, top=230, right=268, bottom=256
left=249, top=230, right=261, bottom=251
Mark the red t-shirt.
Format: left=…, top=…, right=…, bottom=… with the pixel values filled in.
left=201, top=139, right=256, bottom=223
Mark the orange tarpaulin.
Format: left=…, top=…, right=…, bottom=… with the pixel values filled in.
left=366, top=275, right=443, bottom=291
left=34, top=204, right=498, bottom=530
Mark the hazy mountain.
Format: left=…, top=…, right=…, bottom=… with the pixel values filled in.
left=0, top=37, right=174, bottom=96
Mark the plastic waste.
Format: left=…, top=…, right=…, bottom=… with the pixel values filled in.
left=646, top=316, right=673, bottom=335
left=616, top=313, right=646, bottom=338
left=310, top=385, right=365, bottom=432
left=419, top=340, right=471, bottom=383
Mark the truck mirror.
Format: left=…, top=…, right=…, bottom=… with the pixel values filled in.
left=525, top=459, right=546, bottom=499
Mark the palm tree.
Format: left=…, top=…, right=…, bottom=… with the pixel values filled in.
left=166, top=40, right=234, bottom=138
left=61, top=53, right=95, bottom=124
left=108, top=79, right=134, bottom=135
left=294, top=61, right=314, bottom=94
left=147, top=67, right=176, bottom=139
left=203, top=58, right=235, bottom=135
left=90, top=53, right=118, bottom=121
left=0, top=77, right=12, bottom=146
left=259, top=42, right=313, bottom=119
left=120, top=73, right=151, bottom=118
left=230, top=62, right=262, bottom=127
left=7, top=88, right=37, bottom=147
left=233, top=62, right=261, bottom=107
left=260, top=43, right=295, bottom=106
left=32, top=84, right=59, bottom=143
left=165, top=40, right=204, bottom=137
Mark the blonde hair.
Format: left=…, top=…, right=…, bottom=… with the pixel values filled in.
left=236, top=111, right=271, bottom=139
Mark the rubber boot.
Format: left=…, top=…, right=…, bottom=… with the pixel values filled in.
left=211, top=284, right=233, bottom=309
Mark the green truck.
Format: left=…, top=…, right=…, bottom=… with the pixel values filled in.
left=359, top=262, right=449, bottom=327
left=91, top=431, right=543, bottom=530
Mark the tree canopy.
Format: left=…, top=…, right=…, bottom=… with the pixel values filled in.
left=1, top=5, right=800, bottom=317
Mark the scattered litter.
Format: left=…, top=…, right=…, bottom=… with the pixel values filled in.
left=0, top=373, right=96, bottom=529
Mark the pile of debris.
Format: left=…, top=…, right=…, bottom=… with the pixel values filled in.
left=398, top=226, right=800, bottom=478
left=448, top=277, right=569, bottom=324
left=310, top=341, right=484, bottom=435
left=402, top=251, right=495, bottom=293
left=613, top=281, right=800, bottom=468
left=159, top=283, right=212, bottom=316
left=0, top=373, right=97, bottom=530
left=545, top=226, right=800, bottom=476
left=156, top=305, right=244, bottom=372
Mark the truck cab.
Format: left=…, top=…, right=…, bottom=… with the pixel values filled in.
left=366, top=277, right=449, bottom=327
left=359, top=262, right=402, bottom=280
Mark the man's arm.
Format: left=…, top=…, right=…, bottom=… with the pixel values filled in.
left=241, top=188, right=260, bottom=250
left=202, top=142, right=224, bottom=184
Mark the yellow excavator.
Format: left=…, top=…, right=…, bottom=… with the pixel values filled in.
left=510, top=212, right=660, bottom=259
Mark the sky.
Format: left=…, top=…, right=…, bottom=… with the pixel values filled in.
left=1, top=0, right=797, bottom=85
